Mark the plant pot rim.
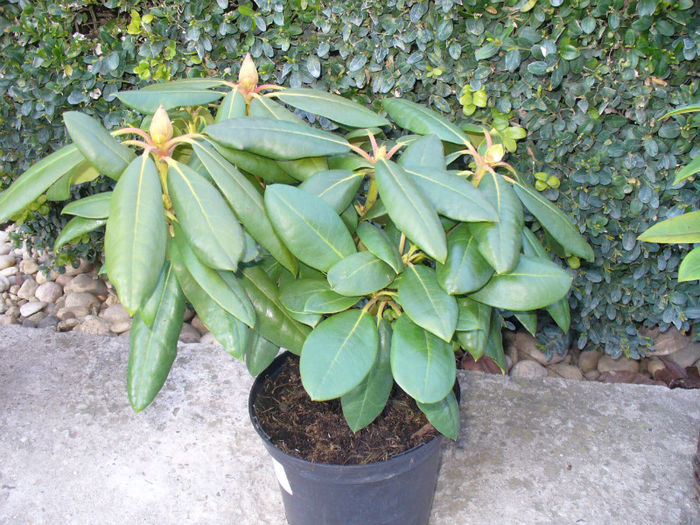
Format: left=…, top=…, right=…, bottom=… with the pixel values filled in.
left=248, top=350, right=460, bottom=473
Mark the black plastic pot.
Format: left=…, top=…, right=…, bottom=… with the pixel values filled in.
left=248, top=351, right=460, bottom=525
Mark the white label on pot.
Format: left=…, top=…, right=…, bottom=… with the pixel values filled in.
left=271, top=458, right=293, bottom=495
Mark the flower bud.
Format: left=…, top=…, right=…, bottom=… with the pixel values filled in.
left=149, top=105, right=173, bottom=146
left=484, top=144, right=504, bottom=164
left=238, top=53, right=258, bottom=93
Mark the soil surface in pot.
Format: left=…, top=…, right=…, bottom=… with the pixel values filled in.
left=253, top=355, right=439, bottom=465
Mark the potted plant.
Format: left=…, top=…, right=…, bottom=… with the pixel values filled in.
left=0, top=55, right=592, bottom=524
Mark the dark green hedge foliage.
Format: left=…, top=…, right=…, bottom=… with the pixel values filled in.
left=1, top=0, right=698, bottom=356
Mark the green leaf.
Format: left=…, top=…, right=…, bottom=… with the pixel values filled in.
left=275, top=88, right=390, bottom=128
left=63, top=112, right=134, bottom=179
left=484, top=310, right=507, bottom=372
left=53, top=217, right=106, bottom=254
left=374, top=159, right=447, bottom=262
left=214, top=145, right=296, bottom=183
left=304, top=290, right=360, bottom=314
left=245, top=332, right=279, bottom=375
left=679, top=247, right=700, bottom=282
left=192, top=141, right=297, bottom=274
left=127, top=262, right=185, bottom=412
left=527, top=61, right=548, bottom=76
left=249, top=94, right=305, bottom=124
left=390, top=315, right=456, bottom=404
left=0, top=144, right=85, bottom=223
left=436, top=224, right=494, bottom=294
left=104, top=155, right=165, bottom=315
left=661, top=104, right=700, bottom=119
left=46, top=159, right=99, bottom=201
left=170, top=229, right=255, bottom=328
left=560, top=44, right=581, bottom=61
left=638, top=211, right=700, bottom=244
left=417, top=391, right=459, bottom=440
left=116, top=86, right=224, bottom=114
left=341, top=320, right=394, bottom=432
left=168, top=159, right=245, bottom=271
left=470, top=172, right=524, bottom=274
left=215, top=87, right=247, bottom=122
left=62, top=191, right=112, bottom=219
left=277, top=157, right=329, bottom=182
left=398, top=134, right=445, bottom=169
left=240, top=266, right=311, bottom=354
left=514, top=310, right=537, bottom=336
left=264, top=184, right=356, bottom=272
left=327, top=251, right=395, bottom=296
left=456, top=297, right=491, bottom=332
left=398, top=264, right=458, bottom=342
left=402, top=166, right=498, bottom=223
left=279, top=278, right=326, bottom=326
left=170, top=243, right=250, bottom=358
left=521, top=228, right=570, bottom=332
left=469, top=255, right=573, bottom=310
left=300, top=309, right=379, bottom=400
left=205, top=117, right=350, bottom=160
left=356, top=222, right=403, bottom=273
left=299, top=170, right=364, bottom=214
left=474, top=42, right=499, bottom=61
left=673, top=155, right=700, bottom=185
left=383, top=98, right=470, bottom=145
left=513, top=181, right=594, bottom=262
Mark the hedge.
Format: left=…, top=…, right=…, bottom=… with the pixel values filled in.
left=0, top=0, right=698, bottom=357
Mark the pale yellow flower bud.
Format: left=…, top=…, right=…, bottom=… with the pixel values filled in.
left=149, top=105, right=173, bottom=146
left=238, top=53, right=259, bottom=93
left=484, top=144, right=505, bottom=164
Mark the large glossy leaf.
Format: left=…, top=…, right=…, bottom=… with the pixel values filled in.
left=279, top=278, right=326, bottom=327
left=168, top=159, right=244, bottom=271
left=514, top=310, right=537, bottom=336
left=327, top=251, right=395, bottom=296
left=116, top=86, right=224, bottom=114
left=398, top=264, right=458, bottom=342
left=673, top=155, right=700, bottom=185
left=214, top=145, right=296, bottom=183
left=469, top=255, right=573, bottom=311
left=637, top=211, right=700, bottom=244
left=277, top=156, right=329, bottom=181
left=456, top=297, right=491, bottom=331
left=46, top=159, right=99, bottom=201
left=239, top=266, right=311, bottom=354
left=299, top=170, right=364, bottom=213
left=264, top=184, right=356, bottom=272
left=127, top=263, right=185, bottom=412
left=250, top=94, right=305, bottom=124
left=63, top=112, right=134, bottom=179
left=470, top=171, right=524, bottom=274
left=403, top=166, right=497, bottom=223
left=245, top=332, right=280, bottom=375
left=104, top=155, right=165, bottom=315
left=215, top=88, right=247, bottom=122
left=300, top=309, right=379, bottom=400
left=436, top=224, right=494, bottom=294
left=275, top=88, right=390, bottom=128
left=304, top=290, right=360, bottom=314
left=356, top=222, right=403, bottom=273
left=374, top=159, right=447, bottom=262
left=53, top=217, right=106, bottom=254
left=328, top=153, right=374, bottom=171
left=0, top=144, right=85, bottom=223
left=341, top=320, right=394, bottom=432
left=417, top=391, right=460, bottom=440
left=170, top=229, right=255, bottom=328
left=484, top=310, right=507, bottom=372
left=192, top=141, right=297, bottom=274
left=169, top=240, right=250, bottom=358
left=513, top=181, right=594, bottom=262
left=205, top=117, right=350, bottom=160
left=383, top=98, right=470, bottom=145
left=521, top=228, right=570, bottom=332
left=62, top=191, right=112, bottom=219
left=390, top=315, right=456, bottom=404
left=679, top=246, right=700, bottom=282
left=398, top=134, right=445, bottom=169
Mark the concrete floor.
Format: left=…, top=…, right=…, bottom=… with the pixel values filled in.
left=0, top=325, right=698, bottom=524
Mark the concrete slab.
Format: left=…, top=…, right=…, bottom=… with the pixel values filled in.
left=0, top=325, right=698, bottom=525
